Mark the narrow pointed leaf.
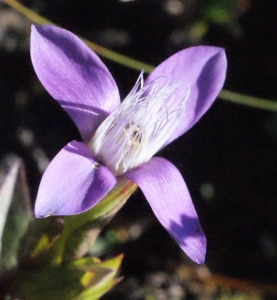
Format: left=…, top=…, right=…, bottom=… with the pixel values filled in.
left=76, top=255, right=123, bottom=300
left=0, top=156, right=32, bottom=271
left=19, top=217, right=64, bottom=263
left=0, top=157, right=20, bottom=255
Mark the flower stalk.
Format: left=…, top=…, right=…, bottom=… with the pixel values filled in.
left=20, top=178, right=137, bottom=267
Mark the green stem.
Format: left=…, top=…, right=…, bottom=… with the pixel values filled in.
left=219, top=89, right=277, bottom=111
left=3, top=0, right=277, bottom=112
left=2, top=0, right=153, bottom=73
left=22, top=179, right=137, bottom=267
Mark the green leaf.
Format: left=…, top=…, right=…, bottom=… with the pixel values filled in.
left=75, top=255, right=124, bottom=300
left=0, top=158, right=20, bottom=254
left=19, top=216, right=64, bottom=265
left=14, top=267, right=85, bottom=300
left=0, top=156, right=32, bottom=271
left=13, top=255, right=123, bottom=300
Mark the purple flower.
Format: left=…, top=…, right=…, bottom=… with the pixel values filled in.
left=31, top=25, right=227, bottom=264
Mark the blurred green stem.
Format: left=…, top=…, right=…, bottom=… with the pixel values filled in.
left=219, top=89, right=277, bottom=111
left=3, top=0, right=277, bottom=112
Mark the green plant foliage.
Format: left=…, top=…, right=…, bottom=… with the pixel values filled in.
left=0, top=156, right=32, bottom=272
left=17, top=178, right=136, bottom=268
left=13, top=255, right=123, bottom=300
left=72, top=255, right=123, bottom=300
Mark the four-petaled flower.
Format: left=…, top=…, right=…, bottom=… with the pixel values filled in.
left=31, top=25, right=227, bottom=264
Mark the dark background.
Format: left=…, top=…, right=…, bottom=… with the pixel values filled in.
left=1, top=0, right=277, bottom=299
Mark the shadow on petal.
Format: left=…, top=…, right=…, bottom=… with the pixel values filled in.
left=35, top=141, right=116, bottom=217
left=169, top=213, right=207, bottom=264
left=58, top=100, right=109, bottom=141
left=195, top=49, right=227, bottom=118
left=170, top=215, right=204, bottom=243
left=62, top=140, right=94, bottom=158
left=124, top=157, right=207, bottom=263
left=169, top=213, right=206, bottom=245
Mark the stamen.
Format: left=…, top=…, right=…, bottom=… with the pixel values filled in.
left=89, top=71, right=190, bottom=175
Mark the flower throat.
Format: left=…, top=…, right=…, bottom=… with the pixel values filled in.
left=89, top=72, right=190, bottom=176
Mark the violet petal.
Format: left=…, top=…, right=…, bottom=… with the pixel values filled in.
left=35, top=141, right=116, bottom=217
left=145, top=46, right=227, bottom=148
left=124, top=157, right=206, bottom=264
left=31, top=25, right=120, bottom=140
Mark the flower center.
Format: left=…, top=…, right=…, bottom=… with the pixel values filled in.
left=89, top=72, right=190, bottom=176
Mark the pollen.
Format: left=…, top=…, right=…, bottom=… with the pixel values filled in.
left=124, top=124, right=144, bottom=146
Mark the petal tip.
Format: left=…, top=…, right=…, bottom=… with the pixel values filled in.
left=125, top=157, right=207, bottom=264
left=192, top=243, right=207, bottom=265
left=182, top=234, right=206, bottom=264
left=193, top=255, right=206, bottom=265
left=34, top=204, right=51, bottom=219
left=30, top=24, right=44, bottom=38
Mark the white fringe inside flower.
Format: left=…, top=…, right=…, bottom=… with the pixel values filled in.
left=89, top=71, right=190, bottom=175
